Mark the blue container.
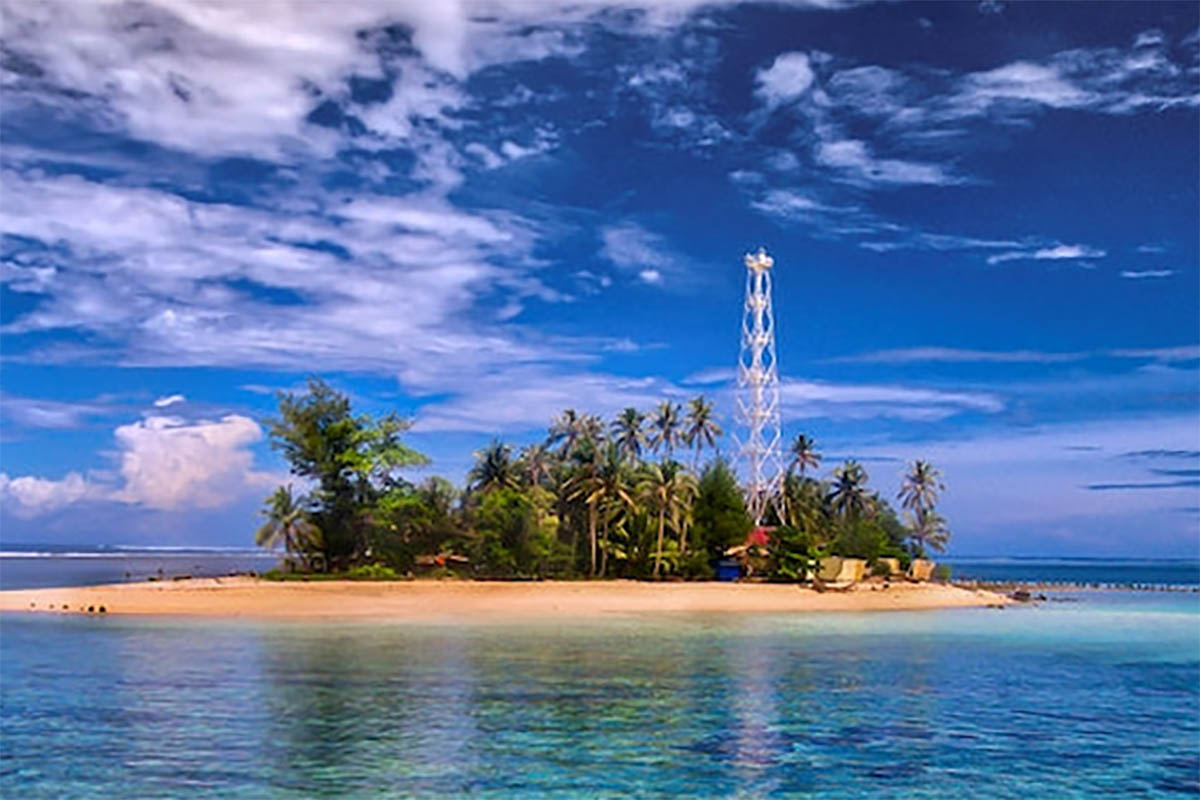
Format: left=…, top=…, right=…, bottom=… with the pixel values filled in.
left=716, top=559, right=742, bottom=582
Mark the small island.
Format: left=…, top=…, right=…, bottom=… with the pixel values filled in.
left=1, top=378, right=1010, bottom=618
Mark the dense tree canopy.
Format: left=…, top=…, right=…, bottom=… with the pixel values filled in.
left=257, top=379, right=950, bottom=580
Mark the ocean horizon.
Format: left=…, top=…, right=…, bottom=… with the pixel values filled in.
left=3, top=543, right=1197, bottom=591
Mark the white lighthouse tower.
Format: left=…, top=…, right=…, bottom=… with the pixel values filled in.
left=736, top=248, right=786, bottom=526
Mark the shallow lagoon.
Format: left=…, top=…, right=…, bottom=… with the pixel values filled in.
left=3, top=590, right=1198, bottom=799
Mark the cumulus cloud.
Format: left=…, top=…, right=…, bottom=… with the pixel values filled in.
left=755, top=52, right=815, bottom=108
left=1, top=413, right=276, bottom=516
left=0, top=471, right=99, bottom=517
left=111, top=414, right=276, bottom=510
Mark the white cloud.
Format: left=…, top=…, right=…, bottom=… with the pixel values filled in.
left=600, top=221, right=682, bottom=287
left=986, top=243, right=1106, bottom=265
left=755, top=52, right=815, bottom=109
left=153, top=394, right=186, bottom=408
left=780, top=379, right=1004, bottom=421
left=846, top=414, right=1200, bottom=537
left=829, top=344, right=1200, bottom=365
left=1120, top=269, right=1175, bottom=279
left=412, top=368, right=679, bottom=434
left=1, top=413, right=278, bottom=516
left=815, top=138, right=962, bottom=186
left=111, top=414, right=275, bottom=510
left=0, top=471, right=99, bottom=517
left=1, top=394, right=110, bottom=429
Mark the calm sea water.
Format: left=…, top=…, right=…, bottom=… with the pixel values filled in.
left=2, top=589, right=1198, bottom=797
left=945, top=557, right=1200, bottom=587
left=0, top=544, right=281, bottom=590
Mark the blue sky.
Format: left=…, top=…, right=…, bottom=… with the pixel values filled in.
left=1, top=0, right=1197, bottom=555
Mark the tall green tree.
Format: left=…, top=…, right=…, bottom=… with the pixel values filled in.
left=548, top=409, right=583, bottom=456
left=648, top=401, right=684, bottom=459
left=266, top=377, right=427, bottom=570
left=470, top=488, right=558, bottom=578
left=518, top=443, right=554, bottom=489
left=566, top=438, right=602, bottom=575
left=784, top=472, right=831, bottom=547
left=691, top=458, right=752, bottom=566
left=683, top=395, right=723, bottom=470
left=589, top=442, right=637, bottom=575
left=638, top=460, right=698, bottom=578
left=906, top=507, right=951, bottom=556
left=788, top=433, right=821, bottom=477
left=469, top=440, right=520, bottom=494
left=898, top=460, right=945, bottom=512
left=828, top=460, right=871, bottom=520
left=611, top=407, right=647, bottom=463
left=255, top=485, right=322, bottom=571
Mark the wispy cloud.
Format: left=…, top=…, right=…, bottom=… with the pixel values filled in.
left=1086, top=479, right=1200, bottom=491
left=153, top=394, right=186, bottom=408
left=828, top=344, right=1200, bottom=365
left=600, top=221, right=687, bottom=287
left=780, top=379, right=1003, bottom=422
left=1120, top=269, right=1175, bottom=279
left=986, top=243, right=1106, bottom=265
left=0, top=393, right=111, bottom=430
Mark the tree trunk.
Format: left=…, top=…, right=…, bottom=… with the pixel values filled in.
left=654, top=506, right=665, bottom=579
left=600, top=509, right=610, bottom=577
left=588, top=503, right=598, bottom=576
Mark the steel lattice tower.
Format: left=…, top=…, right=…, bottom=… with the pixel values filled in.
left=736, top=248, right=786, bottom=526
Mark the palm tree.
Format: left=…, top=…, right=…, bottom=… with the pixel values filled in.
left=566, top=439, right=602, bottom=575
left=828, top=460, right=870, bottom=519
left=549, top=409, right=583, bottom=456
left=611, top=407, right=647, bottom=463
left=683, top=395, right=722, bottom=470
left=589, top=442, right=636, bottom=576
left=638, top=460, right=698, bottom=578
left=788, top=433, right=821, bottom=477
left=898, top=460, right=945, bottom=513
left=906, top=507, right=951, bottom=555
left=648, top=401, right=683, bottom=459
left=580, top=412, right=606, bottom=445
left=255, top=485, right=321, bottom=571
left=519, top=443, right=553, bottom=489
left=785, top=471, right=829, bottom=545
left=469, top=440, right=519, bottom=493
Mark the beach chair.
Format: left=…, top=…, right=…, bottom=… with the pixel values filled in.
left=876, top=557, right=902, bottom=577
left=907, top=559, right=935, bottom=582
left=815, top=557, right=865, bottom=591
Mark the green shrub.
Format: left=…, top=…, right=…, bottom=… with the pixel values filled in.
left=679, top=550, right=715, bottom=580
left=768, top=525, right=814, bottom=582
left=870, top=561, right=892, bottom=577
left=932, top=564, right=952, bottom=582
left=344, top=563, right=402, bottom=580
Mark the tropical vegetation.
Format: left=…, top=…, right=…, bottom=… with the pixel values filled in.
left=256, top=378, right=952, bottom=581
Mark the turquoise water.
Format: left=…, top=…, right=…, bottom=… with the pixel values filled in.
left=2, top=592, right=1198, bottom=798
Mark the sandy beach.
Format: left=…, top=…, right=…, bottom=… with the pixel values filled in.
left=0, top=578, right=1009, bottom=620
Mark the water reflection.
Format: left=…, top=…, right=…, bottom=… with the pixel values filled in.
left=2, top=605, right=1198, bottom=798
